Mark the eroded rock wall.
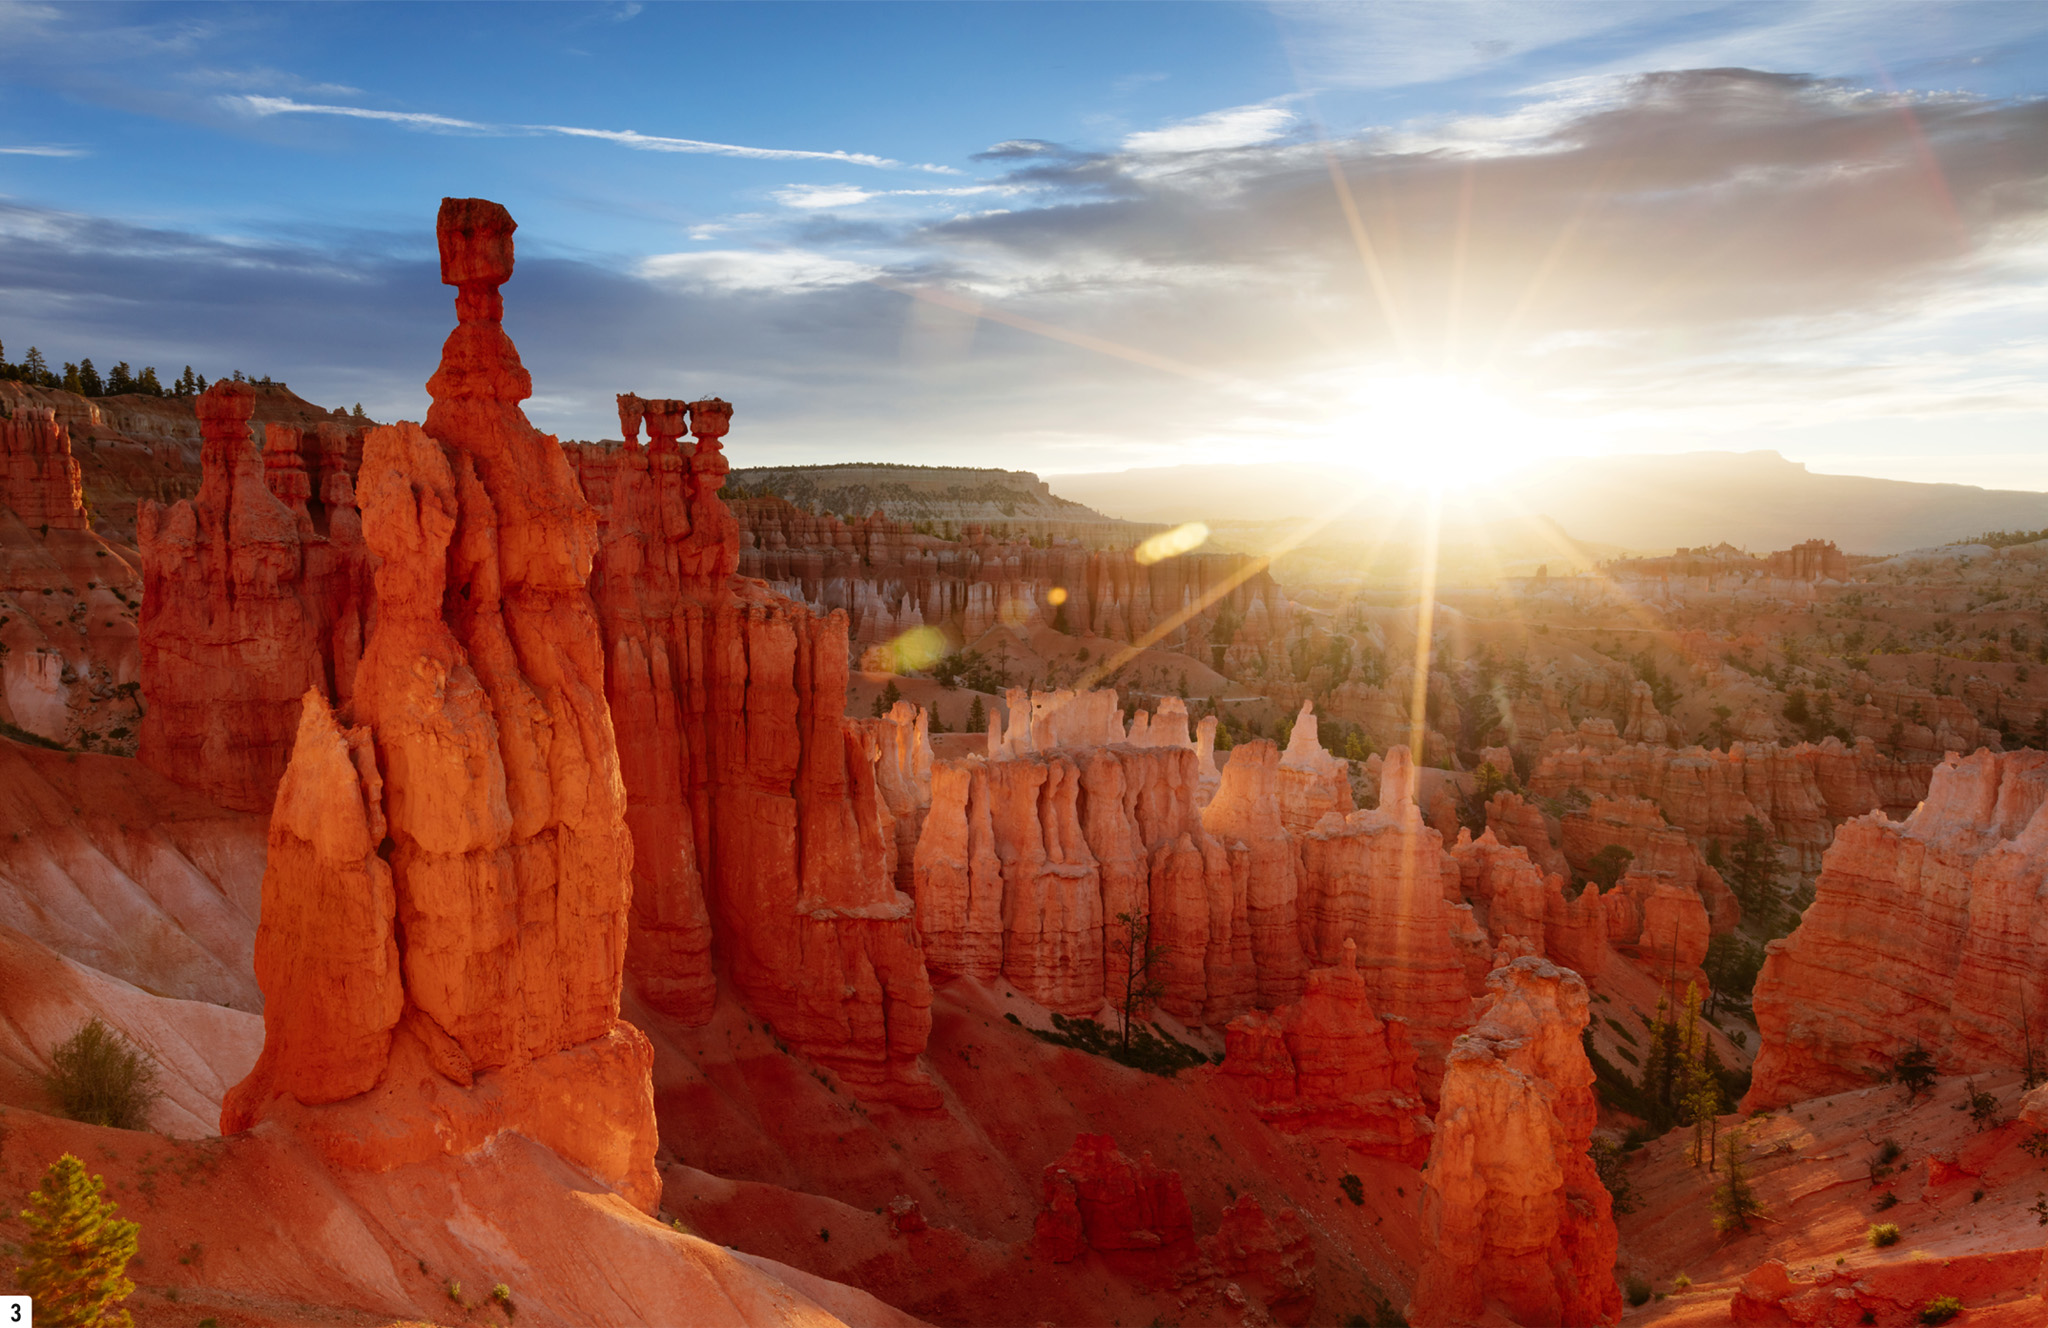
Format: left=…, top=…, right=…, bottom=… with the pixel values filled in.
left=1746, top=748, right=2048, bottom=1109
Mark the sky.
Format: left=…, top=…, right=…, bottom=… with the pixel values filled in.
left=3, top=1, right=2046, bottom=490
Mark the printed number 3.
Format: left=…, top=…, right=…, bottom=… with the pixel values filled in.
left=9, top=1305, right=19, bottom=1322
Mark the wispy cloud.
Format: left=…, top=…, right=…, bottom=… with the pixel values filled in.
left=771, top=183, right=1011, bottom=210
left=0, top=145, right=88, bottom=157
left=227, top=95, right=486, bottom=131
left=1122, top=104, right=1297, bottom=154
left=640, top=249, right=882, bottom=292
left=223, top=95, right=958, bottom=173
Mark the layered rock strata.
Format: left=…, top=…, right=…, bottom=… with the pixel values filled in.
left=587, top=396, right=938, bottom=1106
left=220, top=198, right=656, bottom=1209
left=1296, top=746, right=1473, bottom=1094
left=1529, top=734, right=1930, bottom=881
left=1746, top=748, right=2048, bottom=1109
left=914, top=723, right=1260, bottom=1023
left=1409, top=957, right=1621, bottom=1327
left=139, top=380, right=368, bottom=811
left=1220, top=939, right=1429, bottom=1162
left=0, top=403, right=146, bottom=746
left=715, top=490, right=1292, bottom=655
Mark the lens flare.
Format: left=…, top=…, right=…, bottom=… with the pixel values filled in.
left=1135, top=522, right=1210, bottom=566
left=878, top=625, right=948, bottom=672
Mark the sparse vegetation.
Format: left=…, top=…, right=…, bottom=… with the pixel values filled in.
left=1021, top=1011, right=1214, bottom=1077
left=44, top=1018, right=160, bottom=1131
left=1713, top=1127, right=1766, bottom=1234
left=1339, top=1173, right=1364, bottom=1206
left=1869, top=1222, right=1901, bottom=1247
left=1918, top=1295, right=1963, bottom=1324
left=1624, top=1275, right=1652, bottom=1307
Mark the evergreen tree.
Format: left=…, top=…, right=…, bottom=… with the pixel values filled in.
left=352, top=402, right=368, bottom=420
left=177, top=366, right=197, bottom=397
left=1112, top=911, right=1167, bottom=1050
left=967, top=695, right=986, bottom=733
left=870, top=678, right=902, bottom=718
left=105, top=362, right=134, bottom=394
left=1712, top=1127, right=1766, bottom=1233
left=16, top=1152, right=140, bottom=1328
left=76, top=358, right=103, bottom=397
left=136, top=366, right=162, bottom=396
left=1678, top=983, right=1723, bottom=1168
left=23, top=346, right=48, bottom=379
left=61, top=362, right=83, bottom=394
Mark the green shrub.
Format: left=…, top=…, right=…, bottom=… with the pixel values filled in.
left=1919, top=1295, right=1962, bottom=1324
left=1869, top=1222, right=1901, bottom=1248
left=1339, top=1173, right=1365, bottom=1206
left=1672, top=1273, right=1692, bottom=1291
left=1624, top=1276, right=1652, bottom=1307
left=45, top=1019, right=159, bottom=1131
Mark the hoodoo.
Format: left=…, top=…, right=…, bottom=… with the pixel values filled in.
left=220, top=198, right=657, bottom=1208
left=586, top=386, right=939, bottom=1107
left=1410, top=956, right=1621, bottom=1327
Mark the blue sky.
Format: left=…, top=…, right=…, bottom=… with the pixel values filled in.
left=4, top=1, right=2047, bottom=489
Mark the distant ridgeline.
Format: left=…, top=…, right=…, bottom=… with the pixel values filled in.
left=727, top=462, right=1155, bottom=545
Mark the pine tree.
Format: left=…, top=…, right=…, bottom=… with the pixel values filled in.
left=1712, top=1126, right=1766, bottom=1234
left=16, top=1152, right=140, bottom=1328
left=105, top=362, right=134, bottom=395
left=968, top=695, right=987, bottom=733
left=136, top=366, right=162, bottom=396
left=76, top=358, right=103, bottom=397
left=177, top=366, right=197, bottom=397
left=352, top=402, right=368, bottom=420
left=23, top=346, right=48, bottom=378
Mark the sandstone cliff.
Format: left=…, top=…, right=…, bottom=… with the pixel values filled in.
left=584, top=395, right=936, bottom=1107
left=1747, top=747, right=2048, bottom=1108
left=0, top=403, right=147, bottom=748
left=138, top=380, right=368, bottom=811
left=1409, top=956, right=1621, bottom=1327
left=1219, top=938, right=1429, bottom=1162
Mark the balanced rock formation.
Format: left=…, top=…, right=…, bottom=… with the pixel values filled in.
left=584, top=391, right=936, bottom=1107
left=1747, top=748, right=2048, bottom=1109
left=1276, top=700, right=1355, bottom=832
left=139, top=380, right=368, bottom=811
left=1220, top=939, right=1429, bottom=1162
left=219, top=198, right=657, bottom=1210
left=1409, top=956, right=1621, bottom=1327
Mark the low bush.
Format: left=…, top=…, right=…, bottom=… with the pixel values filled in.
left=1869, top=1222, right=1902, bottom=1248
left=1339, top=1173, right=1365, bottom=1206
left=1624, top=1276, right=1652, bottom=1307
left=45, top=1018, right=160, bottom=1130
left=1919, top=1294, right=1962, bottom=1324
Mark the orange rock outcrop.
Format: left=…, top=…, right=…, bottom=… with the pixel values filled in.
left=1559, top=793, right=1741, bottom=933
left=138, top=380, right=368, bottom=811
left=1530, top=734, right=1929, bottom=880
left=0, top=405, right=88, bottom=531
left=219, top=198, right=657, bottom=1210
left=584, top=397, right=936, bottom=1105
left=1220, top=938, right=1429, bottom=1161
left=1746, top=747, right=2048, bottom=1109
left=1297, top=746, right=1473, bottom=1094
left=914, top=702, right=1264, bottom=1023
left=1409, top=956, right=1621, bottom=1327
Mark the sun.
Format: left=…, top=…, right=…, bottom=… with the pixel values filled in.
left=1300, top=373, right=1559, bottom=492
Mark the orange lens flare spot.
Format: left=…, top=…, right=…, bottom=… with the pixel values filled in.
left=1046, top=586, right=1068, bottom=606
